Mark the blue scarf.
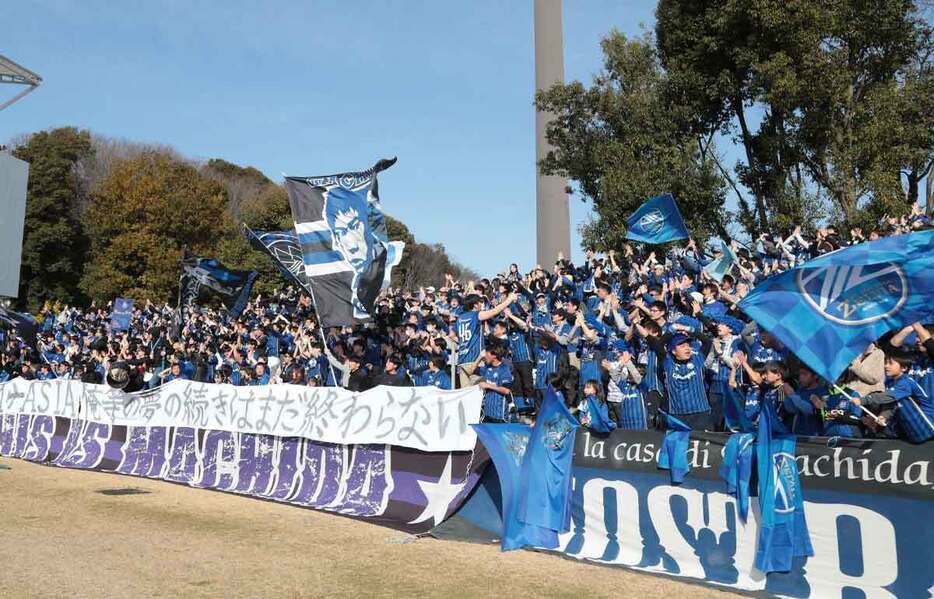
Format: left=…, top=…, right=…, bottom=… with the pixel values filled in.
left=657, top=411, right=691, bottom=483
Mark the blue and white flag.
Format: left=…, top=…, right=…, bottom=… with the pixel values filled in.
left=720, top=431, right=755, bottom=522
left=703, top=239, right=737, bottom=282
left=625, top=193, right=690, bottom=244
left=242, top=225, right=309, bottom=291
left=755, top=395, right=813, bottom=573
left=179, top=253, right=257, bottom=322
left=110, top=298, right=134, bottom=332
left=284, top=158, right=404, bottom=328
left=738, top=230, right=934, bottom=383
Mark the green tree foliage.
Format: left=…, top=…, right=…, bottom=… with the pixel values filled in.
left=535, top=33, right=729, bottom=251
left=12, top=127, right=94, bottom=309
left=80, top=152, right=231, bottom=302
left=656, top=0, right=934, bottom=235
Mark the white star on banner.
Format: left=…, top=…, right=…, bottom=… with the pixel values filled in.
left=408, top=455, right=466, bottom=527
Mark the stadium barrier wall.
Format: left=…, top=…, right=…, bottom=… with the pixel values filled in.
left=0, top=379, right=488, bottom=534
left=442, top=428, right=934, bottom=598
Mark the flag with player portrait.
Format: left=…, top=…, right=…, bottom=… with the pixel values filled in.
left=284, top=158, right=404, bottom=328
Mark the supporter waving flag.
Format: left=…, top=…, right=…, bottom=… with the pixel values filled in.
left=739, top=230, right=934, bottom=383
left=625, top=193, right=689, bottom=244
left=284, top=158, right=404, bottom=328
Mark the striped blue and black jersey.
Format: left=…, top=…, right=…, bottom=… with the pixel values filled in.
left=663, top=353, right=710, bottom=415
left=886, top=374, right=934, bottom=443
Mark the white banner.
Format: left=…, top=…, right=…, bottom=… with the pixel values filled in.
left=0, top=378, right=482, bottom=452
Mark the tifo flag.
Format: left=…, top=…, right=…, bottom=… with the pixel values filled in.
left=242, top=225, right=310, bottom=291
left=110, top=298, right=134, bottom=332
left=657, top=410, right=691, bottom=483
left=471, top=424, right=559, bottom=551
left=517, top=386, right=580, bottom=535
left=755, top=395, right=813, bottom=573
left=178, top=252, right=258, bottom=322
left=625, top=193, right=690, bottom=244
left=0, top=305, right=37, bottom=347
left=739, top=230, right=934, bottom=383
left=703, top=239, right=737, bottom=282
left=285, top=158, right=404, bottom=327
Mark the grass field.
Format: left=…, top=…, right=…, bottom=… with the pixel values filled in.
left=0, top=456, right=739, bottom=598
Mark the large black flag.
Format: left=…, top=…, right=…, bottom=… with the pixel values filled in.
left=242, top=225, right=310, bottom=291
left=178, top=252, right=258, bottom=322
left=0, top=305, right=38, bottom=348
left=284, top=158, right=403, bottom=328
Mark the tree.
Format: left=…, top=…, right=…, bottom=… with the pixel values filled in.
left=81, top=152, right=232, bottom=302
left=12, top=127, right=94, bottom=309
left=656, top=0, right=934, bottom=235
left=535, top=33, right=729, bottom=251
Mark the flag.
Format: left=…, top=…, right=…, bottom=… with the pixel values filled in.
left=242, top=225, right=309, bottom=291
left=517, top=386, right=580, bottom=535
left=703, top=239, right=737, bottom=282
left=110, top=298, right=134, bottom=332
left=581, top=395, right=617, bottom=434
left=0, top=306, right=37, bottom=347
left=657, top=410, right=691, bottom=483
left=179, top=252, right=258, bottom=322
left=755, top=395, right=813, bottom=573
left=738, top=230, right=934, bottom=383
left=471, top=423, right=560, bottom=551
left=719, top=432, right=755, bottom=522
left=625, top=193, right=690, bottom=244
left=284, top=158, right=404, bottom=328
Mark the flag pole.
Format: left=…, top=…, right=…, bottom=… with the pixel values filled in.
left=830, top=384, right=882, bottom=424
left=302, top=281, right=340, bottom=386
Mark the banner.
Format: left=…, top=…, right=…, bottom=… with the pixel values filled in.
left=284, top=158, right=402, bottom=327
left=0, top=378, right=482, bottom=452
left=110, top=297, right=133, bottom=332
left=0, top=412, right=488, bottom=534
left=445, top=429, right=934, bottom=597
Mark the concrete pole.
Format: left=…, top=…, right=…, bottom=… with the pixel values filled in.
left=534, top=0, right=571, bottom=267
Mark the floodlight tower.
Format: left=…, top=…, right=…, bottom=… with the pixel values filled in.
left=0, top=54, right=42, bottom=113
left=534, top=0, right=570, bottom=267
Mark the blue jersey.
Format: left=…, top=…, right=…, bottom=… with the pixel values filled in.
left=822, top=387, right=862, bottom=438
left=639, top=341, right=662, bottom=394
left=908, top=357, right=934, bottom=402
left=886, top=374, right=934, bottom=443
left=423, top=369, right=452, bottom=390
left=479, top=362, right=514, bottom=421
left=507, top=331, right=531, bottom=363
left=662, top=354, right=710, bottom=415
left=534, top=347, right=560, bottom=389
left=783, top=385, right=825, bottom=436
left=456, top=311, right=483, bottom=363
left=748, top=341, right=788, bottom=365
left=613, top=383, right=647, bottom=430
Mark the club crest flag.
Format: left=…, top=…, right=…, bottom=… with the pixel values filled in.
left=625, top=193, right=690, bottom=244
left=738, top=230, right=934, bottom=383
left=285, top=158, right=404, bottom=328
left=110, top=298, right=134, bottom=332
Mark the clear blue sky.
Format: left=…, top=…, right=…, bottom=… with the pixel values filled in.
left=2, top=0, right=658, bottom=276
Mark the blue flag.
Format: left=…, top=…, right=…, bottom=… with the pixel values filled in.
left=657, top=411, right=691, bottom=483
left=110, top=298, right=134, bottom=332
left=471, top=424, right=560, bottom=551
left=517, top=387, right=580, bottom=535
left=242, top=225, right=310, bottom=292
left=625, top=193, right=690, bottom=244
left=719, top=432, right=755, bottom=522
left=755, top=397, right=813, bottom=573
left=703, top=239, right=737, bottom=282
left=179, top=252, right=258, bottom=322
left=738, top=230, right=934, bottom=383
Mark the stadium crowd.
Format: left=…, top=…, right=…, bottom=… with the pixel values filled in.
left=1, top=208, right=932, bottom=444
